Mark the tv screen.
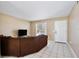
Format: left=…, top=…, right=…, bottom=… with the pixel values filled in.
left=18, top=29, right=27, bottom=36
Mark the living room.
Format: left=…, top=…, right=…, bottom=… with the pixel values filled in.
left=0, top=0, right=79, bottom=58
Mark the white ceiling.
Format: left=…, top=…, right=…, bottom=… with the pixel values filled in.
left=0, top=1, right=76, bottom=21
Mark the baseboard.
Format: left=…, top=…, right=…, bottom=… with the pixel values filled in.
left=67, top=42, right=77, bottom=58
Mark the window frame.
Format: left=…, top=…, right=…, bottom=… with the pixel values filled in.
left=36, top=22, right=47, bottom=35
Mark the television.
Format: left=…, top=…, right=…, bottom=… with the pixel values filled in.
left=18, top=29, right=27, bottom=36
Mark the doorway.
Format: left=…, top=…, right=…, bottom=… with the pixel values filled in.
left=54, top=20, right=67, bottom=43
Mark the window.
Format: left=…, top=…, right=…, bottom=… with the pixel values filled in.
left=36, top=23, right=47, bottom=36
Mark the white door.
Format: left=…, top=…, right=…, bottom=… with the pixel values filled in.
left=54, top=20, right=67, bottom=43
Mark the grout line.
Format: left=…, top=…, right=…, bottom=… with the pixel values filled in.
left=55, top=43, right=59, bottom=58
left=62, top=44, right=64, bottom=57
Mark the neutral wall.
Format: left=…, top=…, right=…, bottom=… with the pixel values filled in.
left=0, top=13, right=30, bottom=37
left=30, top=19, right=54, bottom=40
left=30, top=17, right=68, bottom=40
left=69, top=3, right=79, bottom=57
left=0, top=13, right=68, bottom=41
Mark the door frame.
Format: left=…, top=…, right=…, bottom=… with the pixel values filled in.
left=54, top=19, right=68, bottom=43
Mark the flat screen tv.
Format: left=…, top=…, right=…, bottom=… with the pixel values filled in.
left=18, top=29, right=27, bottom=36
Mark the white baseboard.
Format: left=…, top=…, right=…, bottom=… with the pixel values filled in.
left=67, top=42, right=77, bottom=58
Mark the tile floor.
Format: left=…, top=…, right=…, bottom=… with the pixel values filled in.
left=1, top=40, right=74, bottom=58
left=22, top=40, right=74, bottom=58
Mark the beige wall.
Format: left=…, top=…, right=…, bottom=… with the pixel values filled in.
left=69, top=3, right=79, bottom=57
left=0, top=13, right=68, bottom=41
left=0, top=13, right=30, bottom=37
left=30, top=19, right=54, bottom=40
left=30, top=17, right=68, bottom=40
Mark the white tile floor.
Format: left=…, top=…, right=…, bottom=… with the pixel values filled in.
left=22, top=40, right=74, bottom=58
left=2, top=40, right=75, bottom=58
